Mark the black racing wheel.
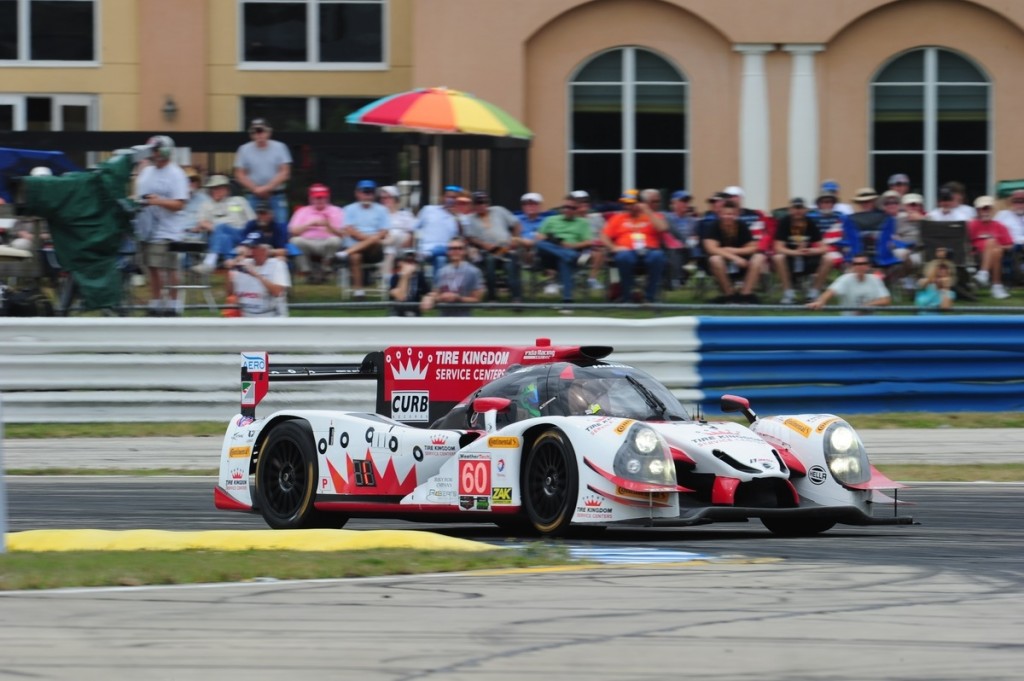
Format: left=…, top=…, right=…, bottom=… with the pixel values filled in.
left=522, top=429, right=579, bottom=536
left=254, top=420, right=346, bottom=529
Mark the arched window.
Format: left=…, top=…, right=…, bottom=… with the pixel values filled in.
left=871, top=48, right=990, bottom=205
left=570, top=47, right=688, bottom=202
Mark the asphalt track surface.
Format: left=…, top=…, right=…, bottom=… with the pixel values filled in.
left=2, top=434, right=1024, bottom=680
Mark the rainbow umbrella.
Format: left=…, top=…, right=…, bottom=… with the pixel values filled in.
left=347, top=87, right=532, bottom=203
left=346, top=87, right=532, bottom=139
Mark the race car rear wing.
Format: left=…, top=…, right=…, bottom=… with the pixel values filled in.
left=239, top=339, right=613, bottom=426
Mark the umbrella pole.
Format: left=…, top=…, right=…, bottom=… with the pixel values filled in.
left=430, top=134, right=442, bottom=205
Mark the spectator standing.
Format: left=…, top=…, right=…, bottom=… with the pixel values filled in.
left=968, top=195, right=1012, bottom=299
left=192, top=175, right=256, bottom=273
left=414, top=184, right=463, bottom=277
left=134, top=135, right=189, bottom=316
left=463, top=190, right=523, bottom=303
left=535, top=195, right=594, bottom=307
left=233, top=118, right=292, bottom=227
left=288, top=183, right=345, bottom=284
left=915, top=259, right=956, bottom=313
left=337, top=179, right=389, bottom=299
left=225, top=231, right=291, bottom=317
left=421, top=237, right=484, bottom=316
left=601, top=190, right=667, bottom=303
left=702, top=200, right=766, bottom=304
left=806, top=256, right=891, bottom=314
left=772, top=197, right=826, bottom=304
left=389, top=248, right=431, bottom=317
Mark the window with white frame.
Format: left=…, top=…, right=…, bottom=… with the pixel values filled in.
left=240, top=0, right=386, bottom=68
left=569, top=47, right=688, bottom=203
left=871, top=47, right=990, bottom=205
left=0, top=94, right=96, bottom=132
left=0, top=0, right=96, bottom=62
left=242, top=96, right=377, bottom=132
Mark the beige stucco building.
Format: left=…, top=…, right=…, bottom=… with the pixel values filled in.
left=2, top=0, right=1023, bottom=209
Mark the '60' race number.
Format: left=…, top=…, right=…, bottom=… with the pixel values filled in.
left=459, top=458, right=491, bottom=496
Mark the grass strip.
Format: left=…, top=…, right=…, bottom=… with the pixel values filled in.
left=0, top=545, right=578, bottom=591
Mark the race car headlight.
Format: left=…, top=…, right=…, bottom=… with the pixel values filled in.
left=613, top=425, right=675, bottom=485
left=823, top=421, right=871, bottom=486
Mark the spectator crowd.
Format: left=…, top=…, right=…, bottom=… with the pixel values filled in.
left=9, top=119, right=1022, bottom=317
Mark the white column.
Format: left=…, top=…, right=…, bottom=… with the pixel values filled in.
left=733, top=44, right=774, bottom=211
left=783, top=44, right=825, bottom=203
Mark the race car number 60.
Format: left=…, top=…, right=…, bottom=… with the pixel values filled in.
left=459, top=459, right=491, bottom=496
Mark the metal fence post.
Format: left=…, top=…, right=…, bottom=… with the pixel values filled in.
left=1, top=393, right=7, bottom=554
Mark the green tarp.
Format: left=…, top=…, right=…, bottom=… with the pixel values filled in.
left=23, top=154, right=135, bottom=310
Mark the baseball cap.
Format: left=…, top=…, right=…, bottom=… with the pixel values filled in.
left=308, top=183, right=330, bottom=198
left=938, top=188, right=955, bottom=201
left=379, top=185, right=400, bottom=198
left=471, top=191, right=490, bottom=203
left=888, top=173, right=910, bottom=186
left=569, top=190, right=589, bottom=201
left=723, top=185, right=744, bottom=197
left=821, top=179, right=840, bottom=193
left=671, top=190, right=692, bottom=201
left=789, top=197, right=806, bottom=208
left=356, top=179, right=377, bottom=192
left=974, top=195, right=996, bottom=209
left=816, top=193, right=838, bottom=205
left=619, top=189, right=639, bottom=204
left=443, top=184, right=464, bottom=193
left=241, top=231, right=269, bottom=247
left=901, top=193, right=924, bottom=205
left=248, top=118, right=271, bottom=132
left=521, top=192, right=543, bottom=203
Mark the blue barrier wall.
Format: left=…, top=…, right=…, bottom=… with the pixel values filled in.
left=696, top=316, right=1024, bottom=414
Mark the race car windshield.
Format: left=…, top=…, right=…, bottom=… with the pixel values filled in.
left=559, top=366, right=689, bottom=421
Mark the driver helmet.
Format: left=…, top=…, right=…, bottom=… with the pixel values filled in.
left=568, top=380, right=604, bottom=415
left=146, top=135, right=175, bottom=161
left=29, top=166, right=53, bottom=176
left=518, top=382, right=541, bottom=418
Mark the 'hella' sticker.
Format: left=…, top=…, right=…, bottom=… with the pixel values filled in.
left=808, top=465, right=828, bottom=484
left=391, top=391, right=430, bottom=421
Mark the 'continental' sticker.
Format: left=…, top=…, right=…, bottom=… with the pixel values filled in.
left=783, top=418, right=811, bottom=438
left=228, top=446, right=251, bottom=458
left=488, top=436, right=520, bottom=448
left=614, top=419, right=636, bottom=435
left=815, top=417, right=840, bottom=433
left=491, top=487, right=512, bottom=504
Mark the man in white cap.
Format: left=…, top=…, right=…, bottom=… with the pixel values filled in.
left=192, top=174, right=256, bottom=274
left=225, top=231, right=291, bottom=316
left=721, top=185, right=770, bottom=246
left=887, top=173, right=911, bottom=197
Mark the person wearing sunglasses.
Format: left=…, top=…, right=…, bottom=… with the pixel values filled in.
left=419, top=237, right=483, bottom=316
left=806, top=256, right=891, bottom=314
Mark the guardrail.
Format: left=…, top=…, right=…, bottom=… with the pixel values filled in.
left=0, top=316, right=1020, bottom=422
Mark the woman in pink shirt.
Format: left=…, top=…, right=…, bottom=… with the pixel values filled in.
left=968, top=195, right=1012, bottom=299
left=288, top=183, right=345, bottom=284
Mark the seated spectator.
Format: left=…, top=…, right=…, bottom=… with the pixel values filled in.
left=806, top=256, right=891, bottom=314
left=463, top=190, right=523, bottom=303
left=915, top=259, right=956, bottom=313
left=772, top=197, right=826, bottom=304
left=420, top=237, right=484, bottom=316
left=702, top=200, right=766, bottom=304
left=414, top=185, right=463, bottom=277
left=847, top=187, right=885, bottom=260
left=337, top=180, right=389, bottom=299
left=288, top=183, right=345, bottom=284
left=380, top=185, right=416, bottom=252
left=535, top=195, right=594, bottom=306
left=820, top=179, right=854, bottom=215
left=665, top=189, right=699, bottom=286
left=876, top=191, right=924, bottom=289
left=389, top=248, right=431, bottom=317
left=243, top=200, right=290, bottom=259
left=995, top=189, right=1024, bottom=248
left=514, top=192, right=553, bottom=258
left=224, top=231, right=291, bottom=317
left=928, top=186, right=974, bottom=222
left=968, top=195, right=1012, bottom=299
left=571, top=190, right=606, bottom=290
left=601, top=190, right=667, bottom=303
left=191, top=175, right=256, bottom=274
left=887, top=173, right=912, bottom=197
left=180, top=167, right=211, bottom=240
left=809, top=193, right=860, bottom=299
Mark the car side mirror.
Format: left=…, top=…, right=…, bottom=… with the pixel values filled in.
left=720, top=394, right=757, bottom=424
left=472, top=397, right=511, bottom=433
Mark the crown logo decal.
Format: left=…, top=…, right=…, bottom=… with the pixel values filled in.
left=583, top=495, right=603, bottom=507
left=430, top=435, right=447, bottom=445
left=230, top=468, right=244, bottom=480
left=387, top=348, right=431, bottom=380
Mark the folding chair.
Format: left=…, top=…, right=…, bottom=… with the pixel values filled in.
left=919, top=220, right=974, bottom=300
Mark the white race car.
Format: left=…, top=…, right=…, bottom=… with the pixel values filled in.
left=215, top=339, right=911, bottom=536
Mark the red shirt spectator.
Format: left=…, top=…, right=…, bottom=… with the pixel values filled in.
left=968, top=217, right=1013, bottom=254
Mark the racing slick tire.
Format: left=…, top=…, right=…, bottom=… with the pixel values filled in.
left=760, top=517, right=836, bottom=537
left=254, top=420, right=347, bottom=530
left=522, top=429, right=579, bottom=536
